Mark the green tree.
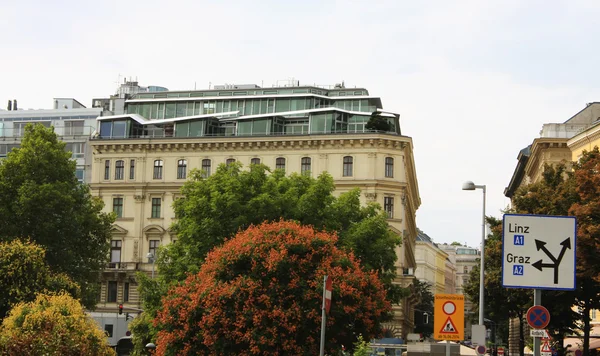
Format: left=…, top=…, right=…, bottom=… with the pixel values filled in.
left=365, top=115, right=391, bottom=132
left=132, top=163, right=405, bottom=354
left=0, top=293, right=115, bottom=355
left=154, top=220, right=391, bottom=356
left=412, top=279, right=434, bottom=337
left=0, top=124, right=114, bottom=308
left=0, top=240, right=80, bottom=319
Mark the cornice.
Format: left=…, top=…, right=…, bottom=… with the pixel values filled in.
left=90, top=134, right=412, bottom=154
left=568, top=123, right=600, bottom=151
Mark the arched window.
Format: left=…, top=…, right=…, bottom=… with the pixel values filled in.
left=177, top=159, right=187, bottom=179
left=153, top=160, right=163, bottom=179
left=201, top=159, right=211, bottom=178
left=250, top=158, right=261, bottom=165
left=275, top=157, right=286, bottom=170
left=226, top=158, right=236, bottom=166
left=301, top=157, right=311, bottom=174
left=115, top=160, right=124, bottom=180
left=385, top=157, right=394, bottom=178
left=343, top=156, right=353, bottom=177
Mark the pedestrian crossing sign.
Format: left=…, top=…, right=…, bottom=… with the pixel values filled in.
left=434, top=294, right=464, bottom=341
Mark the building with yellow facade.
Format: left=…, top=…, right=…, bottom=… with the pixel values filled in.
left=88, top=82, right=421, bottom=341
left=414, top=229, right=450, bottom=295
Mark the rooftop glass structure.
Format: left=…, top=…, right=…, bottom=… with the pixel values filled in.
left=95, top=85, right=400, bottom=139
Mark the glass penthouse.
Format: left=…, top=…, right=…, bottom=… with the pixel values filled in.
left=96, top=85, right=400, bottom=139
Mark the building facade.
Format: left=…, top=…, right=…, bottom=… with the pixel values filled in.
left=0, top=98, right=101, bottom=182
left=89, top=83, right=422, bottom=339
left=414, top=229, right=449, bottom=295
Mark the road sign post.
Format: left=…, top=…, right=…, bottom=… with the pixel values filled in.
left=434, top=294, right=464, bottom=341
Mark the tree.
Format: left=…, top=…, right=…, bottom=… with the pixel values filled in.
left=0, top=293, right=115, bottom=355
left=154, top=220, right=391, bottom=356
left=412, top=279, right=434, bottom=337
left=365, top=115, right=391, bottom=132
left=567, top=148, right=600, bottom=356
left=0, top=124, right=114, bottom=308
left=131, top=163, right=405, bottom=354
left=0, top=239, right=80, bottom=319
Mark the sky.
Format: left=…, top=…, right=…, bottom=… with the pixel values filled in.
left=2, top=0, right=600, bottom=249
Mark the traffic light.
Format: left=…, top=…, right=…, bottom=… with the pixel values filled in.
left=118, top=304, right=123, bottom=315
left=125, top=313, right=132, bottom=321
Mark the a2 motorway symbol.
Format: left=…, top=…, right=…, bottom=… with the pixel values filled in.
left=531, top=238, right=571, bottom=284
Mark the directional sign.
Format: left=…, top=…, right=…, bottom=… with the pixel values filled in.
left=502, top=214, right=576, bottom=290
left=433, top=294, right=464, bottom=341
left=527, top=306, right=550, bottom=329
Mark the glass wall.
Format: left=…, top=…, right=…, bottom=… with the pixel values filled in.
left=309, top=113, right=333, bottom=134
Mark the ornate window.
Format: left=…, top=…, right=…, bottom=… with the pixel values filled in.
left=343, top=156, right=353, bottom=177
left=301, top=157, right=311, bottom=174
left=385, top=157, right=394, bottom=178
left=275, top=157, right=286, bottom=170
left=153, top=160, right=163, bottom=179
left=250, top=158, right=261, bottom=165
left=384, top=196, right=394, bottom=218
left=201, top=159, right=211, bottom=178
left=129, top=160, right=135, bottom=180
left=226, top=158, right=236, bottom=166
left=112, top=197, right=123, bottom=218
left=104, top=160, right=110, bottom=180
left=151, top=198, right=161, bottom=218
left=177, top=159, right=187, bottom=179
left=115, top=160, right=124, bottom=180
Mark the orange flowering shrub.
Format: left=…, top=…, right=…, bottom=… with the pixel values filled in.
left=154, top=220, right=391, bottom=355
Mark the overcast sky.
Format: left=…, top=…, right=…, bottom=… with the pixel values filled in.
left=2, top=0, right=599, bottom=248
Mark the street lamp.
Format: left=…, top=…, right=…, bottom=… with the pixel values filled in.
left=146, top=252, right=155, bottom=278
left=462, top=181, right=486, bottom=326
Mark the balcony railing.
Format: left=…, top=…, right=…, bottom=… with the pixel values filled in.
left=105, top=262, right=139, bottom=270
left=0, top=125, right=96, bottom=139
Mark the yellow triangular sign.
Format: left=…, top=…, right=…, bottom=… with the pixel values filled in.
left=541, top=341, right=551, bottom=353
left=439, top=317, right=459, bottom=334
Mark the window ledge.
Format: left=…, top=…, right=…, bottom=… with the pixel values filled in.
left=116, top=217, right=134, bottom=221
left=148, top=217, right=164, bottom=220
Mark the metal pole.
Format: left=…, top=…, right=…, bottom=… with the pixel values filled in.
left=533, top=290, right=541, bottom=356
left=479, top=185, right=487, bottom=326
left=152, top=260, right=155, bottom=279
left=319, top=275, right=327, bottom=356
left=446, top=340, right=451, bottom=356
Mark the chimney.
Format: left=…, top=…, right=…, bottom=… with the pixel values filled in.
left=13, top=99, right=17, bottom=110
left=7, top=100, right=12, bottom=111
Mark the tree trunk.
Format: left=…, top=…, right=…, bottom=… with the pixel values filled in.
left=583, top=302, right=591, bottom=356
left=519, top=311, right=525, bottom=356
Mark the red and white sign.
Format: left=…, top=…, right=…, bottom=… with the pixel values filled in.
left=541, top=340, right=552, bottom=356
left=498, top=347, right=505, bottom=356
left=324, top=276, right=333, bottom=314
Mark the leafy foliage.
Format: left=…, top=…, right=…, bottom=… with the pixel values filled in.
left=0, top=239, right=80, bottom=319
left=0, top=124, right=114, bottom=308
left=154, top=220, right=391, bottom=356
left=365, top=115, right=391, bottom=132
left=412, top=279, right=434, bottom=337
left=0, top=293, right=114, bottom=355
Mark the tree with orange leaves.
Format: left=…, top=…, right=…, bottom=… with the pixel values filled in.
left=154, top=220, right=391, bottom=356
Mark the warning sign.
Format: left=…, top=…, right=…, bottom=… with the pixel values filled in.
left=440, top=317, right=458, bottom=333
left=541, top=340, right=552, bottom=356
left=434, top=294, right=464, bottom=341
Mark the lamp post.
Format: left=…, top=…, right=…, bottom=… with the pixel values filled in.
left=462, top=181, right=486, bottom=326
left=146, top=252, right=155, bottom=278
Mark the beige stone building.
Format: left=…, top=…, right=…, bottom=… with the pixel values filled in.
left=89, top=83, right=421, bottom=339
left=414, top=229, right=450, bottom=295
